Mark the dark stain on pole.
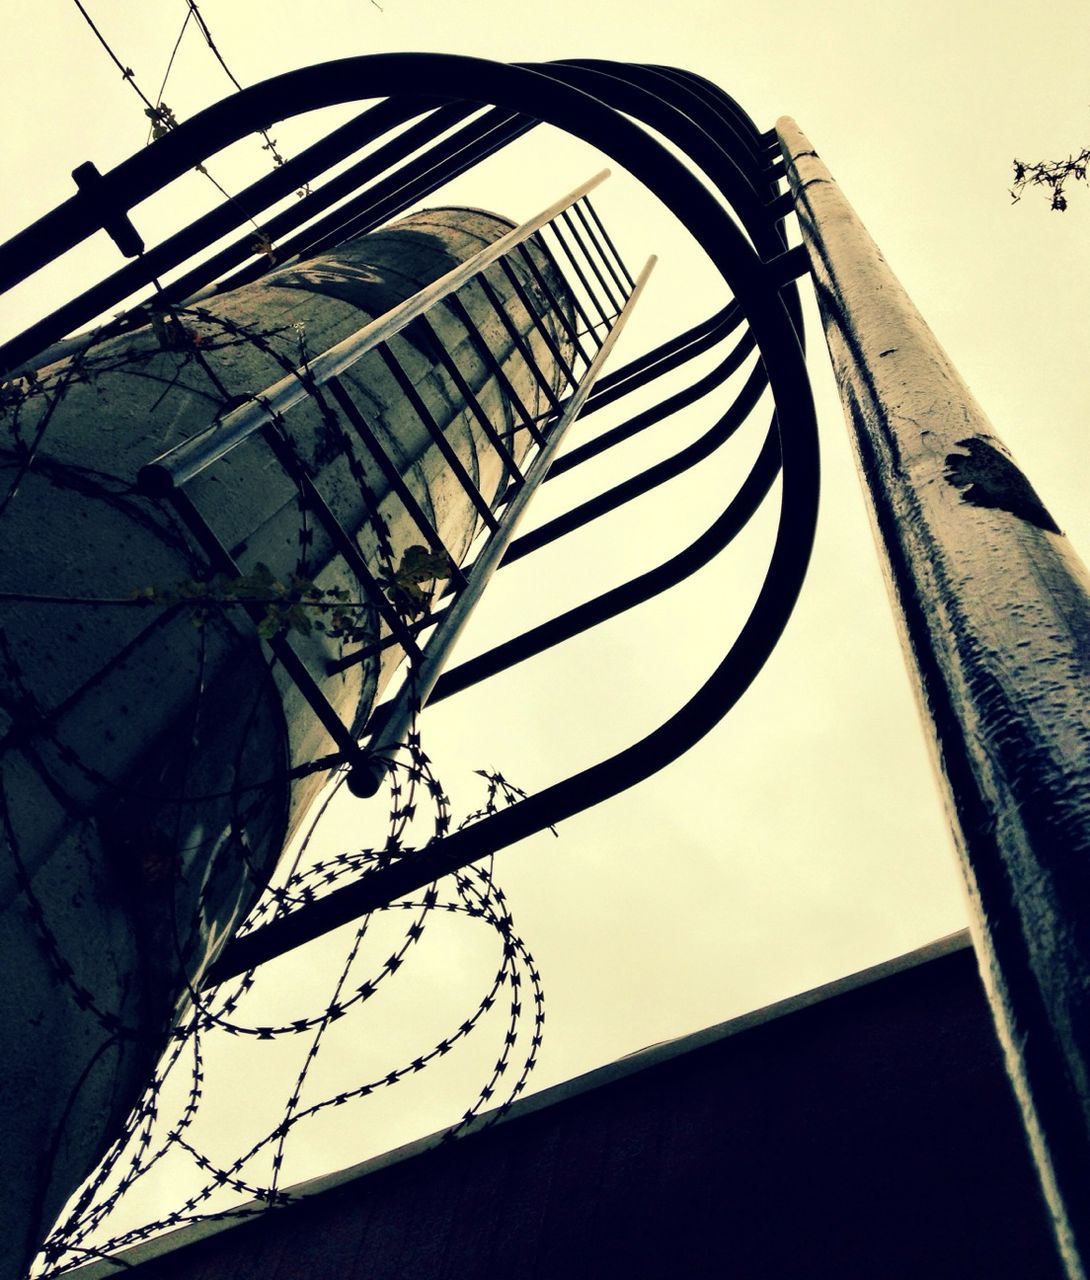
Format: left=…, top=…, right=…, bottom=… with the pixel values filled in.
left=945, top=437, right=1062, bottom=534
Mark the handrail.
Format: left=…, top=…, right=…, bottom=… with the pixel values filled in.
left=136, top=170, right=610, bottom=495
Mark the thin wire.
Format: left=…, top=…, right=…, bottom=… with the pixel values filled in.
left=183, top=0, right=244, bottom=92
left=68, top=0, right=265, bottom=233
left=69, top=0, right=157, bottom=111
left=146, top=8, right=194, bottom=146
left=183, top=0, right=287, bottom=169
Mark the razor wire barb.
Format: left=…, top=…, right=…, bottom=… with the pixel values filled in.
left=0, top=311, right=548, bottom=1277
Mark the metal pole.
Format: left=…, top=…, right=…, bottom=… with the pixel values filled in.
left=777, top=117, right=1090, bottom=1280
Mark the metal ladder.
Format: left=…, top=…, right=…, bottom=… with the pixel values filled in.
left=135, top=170, right=653, bottom=795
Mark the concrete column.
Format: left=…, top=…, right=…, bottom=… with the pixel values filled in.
left=0, top=208, right=572, bottom=1275
left=778, top=117, right=1090, bottom=1280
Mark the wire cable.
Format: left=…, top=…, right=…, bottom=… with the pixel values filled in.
left=69, top=0, right=157, bottom=112
left=184, top=0, right=288, bottom=170
left=146, top=7, right=194, bottom=145
left=69, top=0, right=267, bottom=235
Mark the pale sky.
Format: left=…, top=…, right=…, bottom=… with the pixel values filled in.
left=4, top=0, right=1090, bottom=1260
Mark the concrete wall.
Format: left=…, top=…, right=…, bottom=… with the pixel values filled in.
left=0, top=209, right=572, bottom=1276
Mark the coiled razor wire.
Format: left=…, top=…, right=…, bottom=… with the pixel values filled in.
left=37, top=771, right=545, bottom=1275
left=0, top=312, right=548, bottom=1276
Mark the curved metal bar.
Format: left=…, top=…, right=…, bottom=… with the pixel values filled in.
left=0, top=58, right=787, bottom=368
left=648, top=65, right=776, bottom=174
left=544, top=326, right=757, bottom=483
left=538, top=61, right=805, bottom=351
left=627, top=63, right=806, bottom=343
left=0, top=55, right=817, bottom=981
left=430, top=375, right=777, bottom=704
left=587, top=301, right=741, bottom=406
left=0, top=59, right=782, bottom=304
left=502, top=347, right=763, bottom=567
left=544, top=60, right=774, bottom=244
left=4, top=65, right=788, bottom=380
left=637, top=63, right=806, bottom=343
left=202, top=53, right=818, bottom=982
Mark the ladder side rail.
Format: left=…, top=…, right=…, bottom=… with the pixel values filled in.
left=136, top=170, right=611, bottom=496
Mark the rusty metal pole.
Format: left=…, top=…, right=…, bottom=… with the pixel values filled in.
left=777, top=117, right=1090, bottom=1280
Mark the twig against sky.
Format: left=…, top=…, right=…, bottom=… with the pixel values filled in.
left=1011, top=147, right=1090, bottom=211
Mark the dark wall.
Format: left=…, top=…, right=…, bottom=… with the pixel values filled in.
left=117, top=947, right=1064, bottom=1279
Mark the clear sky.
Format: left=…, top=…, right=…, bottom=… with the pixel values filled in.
left=4, top=0, right=1090, bottom=1256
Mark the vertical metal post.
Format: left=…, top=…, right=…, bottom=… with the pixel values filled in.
left=777, top=117, right=1090, bottom=1280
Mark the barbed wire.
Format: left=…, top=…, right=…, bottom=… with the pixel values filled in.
left=69, top=0, right=160, bottom=114
left=2, top=297, right=547, bottom=1276
left=34, top=774, right=543, bottom=1273
left=182, top=0, right=292, bottom=176
left=66, top=0, right=285, bottom=237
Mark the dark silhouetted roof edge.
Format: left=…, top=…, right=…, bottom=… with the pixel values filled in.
left=67, top=928, right=973, bottom=1278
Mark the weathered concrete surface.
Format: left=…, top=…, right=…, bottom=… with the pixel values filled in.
left=0, top=209, right=572, bottom=1275
left=778, top=117, right=1090, bottom=1280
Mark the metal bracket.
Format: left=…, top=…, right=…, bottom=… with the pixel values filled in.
left=764, top=190, right=796, bottom=220
left=765, top=243, right=810, bottom=289
left=71, top=162, right=144, bottom=259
